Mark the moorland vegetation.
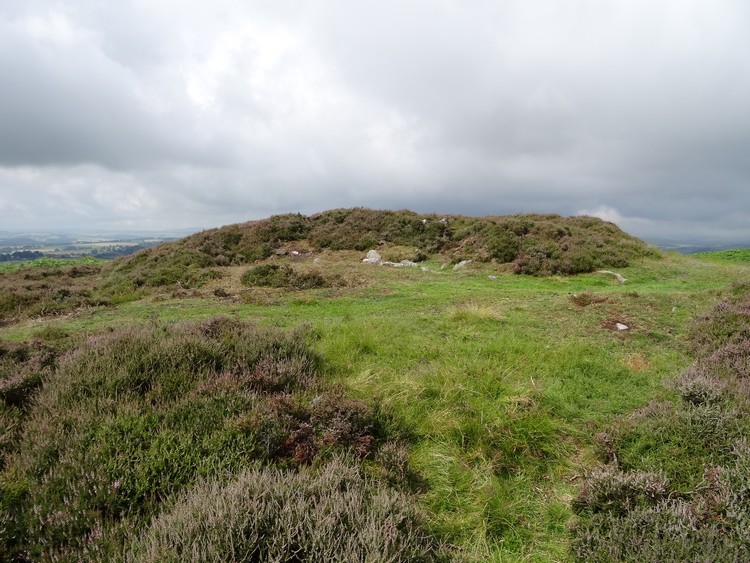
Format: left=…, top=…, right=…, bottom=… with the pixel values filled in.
left=1, top=208, right=749, bottom=561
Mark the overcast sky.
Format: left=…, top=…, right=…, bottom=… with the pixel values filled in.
left=1, top=1, right=749, bottom=242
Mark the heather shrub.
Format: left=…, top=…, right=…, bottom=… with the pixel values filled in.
left=572, top=466, right=671, bottom=517
left=572, top=456, right=750, bottom=562
left=0, top=262, right=106, bottom=322
left=690, top=299, right=750, bottom=357
left=572, top=288, right=750, bottom=560
left=700, top=339, right=750, bottom=381
left=674, top=368, right=727, bottom=406
left=0, top=341, right=58, bottom=410
left=127, top=458, right=443, bottom=562
left=241, top=264, right=328, bottom=290
left=240, top=264, right=291, bottom=287
left=572, top=498, right=747, bottom=562
left=0, top=319, right=397, bottom=560
left=100, top=246, right=218, bottom=294
left=607, top=401, right=743, bottom=490
left=308, top=208, right=451, bottom=253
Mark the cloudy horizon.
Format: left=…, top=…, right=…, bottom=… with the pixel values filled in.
left=1, top=1, right=749, bottom=243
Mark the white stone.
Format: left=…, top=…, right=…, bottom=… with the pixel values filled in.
left=362, top=250, right=383, bottom=264
left=596, top=270, right=627, bottom=284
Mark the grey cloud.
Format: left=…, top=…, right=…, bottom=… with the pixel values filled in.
left=0, top=17, right=229, bottom=170
left=0, top=0, right=749, bottom=244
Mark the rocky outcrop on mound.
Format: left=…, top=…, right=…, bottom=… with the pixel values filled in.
left=362, top=250, right=419, bottom=268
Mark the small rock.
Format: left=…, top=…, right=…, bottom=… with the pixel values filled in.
left=399, top=260, right=418, bottom=267
left=453, top=260, right=472, bottom=271
left=273, top=248, right=287, bottom=256
left=313, top=257, right=322, bottom=265
left=488, top=275, right=497, bottom=280
left=672, top=306, right=678, bottom=313
left=615, top=323, right=629, bottom=331
left=362, top=250, right=383, bottom=264
left=596, top=270, right=626, bottom=284
left=291, top=250, right=300, bottom=256
left=421, top=267, right=430, bottom=272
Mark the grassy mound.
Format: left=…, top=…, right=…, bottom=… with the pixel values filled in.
left=0, top=319, right=428, bottom=560
left=101, top=208, right=657, bottom=290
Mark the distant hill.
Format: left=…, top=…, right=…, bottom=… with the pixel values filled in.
left=0, top=231, right=187, bottom=261
left=646, top=236, right=750, bottom=254
left=102, top=208, right=658, bottom=290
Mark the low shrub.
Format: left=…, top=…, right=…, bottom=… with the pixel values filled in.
left=0, top=342, right=59, bottom=410
left=603, top=401, right=743, bottom=491
left=689, top=299, right=750, bottom=357
left=0, top=319, right=408, bottom=560
left=0, top=262, right=106, bottom=323
left=572, top=287, right=750, bottom=560
left=573, top=466, right=671, bottom=517
left=572, top=457, right=750, bottom=562
left=241, top=264, right=328, bottom=290
left=127, top=458, right=443, bottom=562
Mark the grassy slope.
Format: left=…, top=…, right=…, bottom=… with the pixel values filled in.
left=2, top=250, right=748, bottom=560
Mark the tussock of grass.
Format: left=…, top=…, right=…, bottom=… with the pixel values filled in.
left=448, top=301, right=506, bottom=322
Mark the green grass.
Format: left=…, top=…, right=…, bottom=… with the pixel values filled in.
left=693, top=247, right=750, bottom=262
left=570, top=269, right=750, bottom=560
left=0, top=256, right=101, bottom=273
left=2, top=246, right=749, bottom=560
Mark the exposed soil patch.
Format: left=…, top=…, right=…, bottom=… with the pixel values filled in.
left=570, top=292, right=609, bottom=307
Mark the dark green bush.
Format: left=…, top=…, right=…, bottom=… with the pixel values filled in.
left=240, top=264, right=290, bottom=287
